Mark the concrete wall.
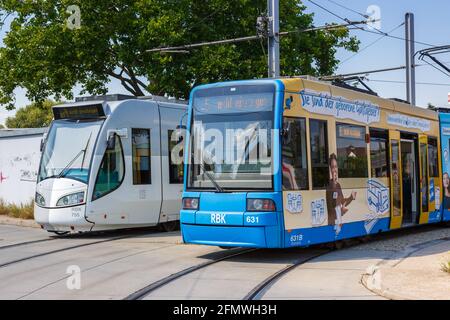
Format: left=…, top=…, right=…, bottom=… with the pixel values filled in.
left=0, top=130, right=45, bottom=205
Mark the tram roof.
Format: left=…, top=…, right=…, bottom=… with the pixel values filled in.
left=280, top=77, right=439, bottom=122
left=51, top=94, right=187, bottom=120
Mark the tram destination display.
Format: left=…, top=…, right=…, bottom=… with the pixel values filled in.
left=194, top=85, right=274, bottom=114
left=53, top=104, right=106, bottom=120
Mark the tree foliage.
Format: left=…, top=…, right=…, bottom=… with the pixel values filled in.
left=5, top=100, right=56, bottom=128
left=0, top=0, right=359, bottom=109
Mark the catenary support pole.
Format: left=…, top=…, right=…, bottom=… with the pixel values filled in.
left=268, top=0, right=280, bottom=78
left=405, top=12, right=416, bottom=105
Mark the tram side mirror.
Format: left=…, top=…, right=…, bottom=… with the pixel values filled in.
left=40, top=133, right=48, bottom=152
left=106, top=132, right=116, bottom=150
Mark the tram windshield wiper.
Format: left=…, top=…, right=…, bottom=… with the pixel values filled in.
left=57, top=133, right=93, bottom=179
left=56, top=150, right=85, bottom=179
left=80, top=132, right=93, bottom=171
left=199, top=163, right=225, bottom=193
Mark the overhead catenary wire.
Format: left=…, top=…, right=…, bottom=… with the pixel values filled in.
left=145, top=20, right=368, bottom=53
left=361, top=27, right=437, bottom=47
left=323, top=0, right=370, bottom=19
left=322, top=62, right=450, bottom=80
left=305, top=0, right=386, bottom=36
left=321, top=65, right=409, bottom=80
left=305, top=0, right=438, bottom=47
left=417, top=45, right=450, bottom=77
left=338, top=22, right=405, bottom=66
left=367, top=79, right=450, bottom=87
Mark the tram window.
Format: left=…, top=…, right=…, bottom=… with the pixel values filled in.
left=309, top=119, right=329, bottom=189
left=282, top=117, right=308, bottom=190
left=336, top=123, right=368, bottom=178
left=428, top=137, right=439, bottom=178
left=93, top=135, right=125, bottom=200
left=168, top=129, right=184, bottom=184
left=132, top=128, right=151, bottom=185
left=369, top=129, right=389, bottom=178
left=420, top=142, right=429, bottom=211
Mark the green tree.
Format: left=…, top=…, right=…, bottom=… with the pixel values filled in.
left=0, top=0, right=359, bottom=109
left=0, top=124, right=4, bottom=129
left=5, top=100, right=56, bottom=128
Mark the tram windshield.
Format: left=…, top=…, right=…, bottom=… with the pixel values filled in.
left=187, top=84, right=275, bottom=191
left=38, top=119, right=103, bottom=183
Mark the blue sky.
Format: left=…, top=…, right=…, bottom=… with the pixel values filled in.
left=1, top=0, right=450, bottom=125
left=304, top=0, right=450, bottom=106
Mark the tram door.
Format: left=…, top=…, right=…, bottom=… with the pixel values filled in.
left=418, top=134, right=430, bottom=224
left=389, top=131, right=403, bottom=229
left=400, top=138, right=419, bottom=225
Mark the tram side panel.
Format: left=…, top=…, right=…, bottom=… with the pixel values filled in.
left=439, top=113, right=450, bottom=222
left=281, top=81, right=391, bottom=248
left=280, top=78, right=442, bottom=248
left=87, top=100, right=163, bottom=229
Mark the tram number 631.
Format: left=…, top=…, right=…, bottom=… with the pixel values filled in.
left=246, top=216, right=259, bottom=224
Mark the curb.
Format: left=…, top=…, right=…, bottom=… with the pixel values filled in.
left=361, top=237, right=450, bottom=300
left=361, top=267, right=411, bottom=300
left=0, top=216, right=40, bottom=229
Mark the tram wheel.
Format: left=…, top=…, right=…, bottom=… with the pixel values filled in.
left=160, top=220, right=179, bottom=232
left=52, top=231, right=70, bottom=236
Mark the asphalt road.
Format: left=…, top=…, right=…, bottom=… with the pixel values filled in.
left=0, top=224, right=447, bottom=300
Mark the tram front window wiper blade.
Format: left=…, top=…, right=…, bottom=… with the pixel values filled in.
left=199, top=163, right=225, bottom=193
left=57, top=149, right=85, bottom=179
left=80, top=132, right=93, bottom=172
left=58, top=132, right=93, bottom=179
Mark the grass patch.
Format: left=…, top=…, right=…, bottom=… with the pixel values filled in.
left=0, top=199, right=34, bottom=220
left=442, top=260, right=450, bottom=274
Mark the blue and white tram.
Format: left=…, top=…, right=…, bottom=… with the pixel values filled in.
left=180, top=78, right=446, bottom=248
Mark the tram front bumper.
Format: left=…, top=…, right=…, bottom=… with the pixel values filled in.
left=34, top=204, right=94, bottom=233
left=180, top=210, right=282, bottom=248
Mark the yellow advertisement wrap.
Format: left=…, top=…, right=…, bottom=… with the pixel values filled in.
left=280, top=78, right=441, bottom=233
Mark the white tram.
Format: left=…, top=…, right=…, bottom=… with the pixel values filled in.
left=35, top=94, right=187, bottom=234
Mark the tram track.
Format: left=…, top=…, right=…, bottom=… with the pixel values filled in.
left=126, top=226, right=441, bottom=300
left=0, top=238, right=56, bottom=250
left=243, top=250, right=331, bottom=300
left=124, top=246, right=336, bottom=300
left=0, top=234, right=142, bottom=269
left=124, top=248, right=259, bottom=300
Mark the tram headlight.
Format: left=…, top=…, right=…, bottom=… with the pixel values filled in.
left=35, top=193, right=46, bottom=207
left=182, top=197, right=199, bottom=210
left=56, top=192, right=85, bottom=207
left=247, top=199, right=276, bottom=212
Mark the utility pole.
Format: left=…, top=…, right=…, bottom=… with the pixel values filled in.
left=405, top=12, right=416, bottom=106
left=267, top=0, right=280, bottom=78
